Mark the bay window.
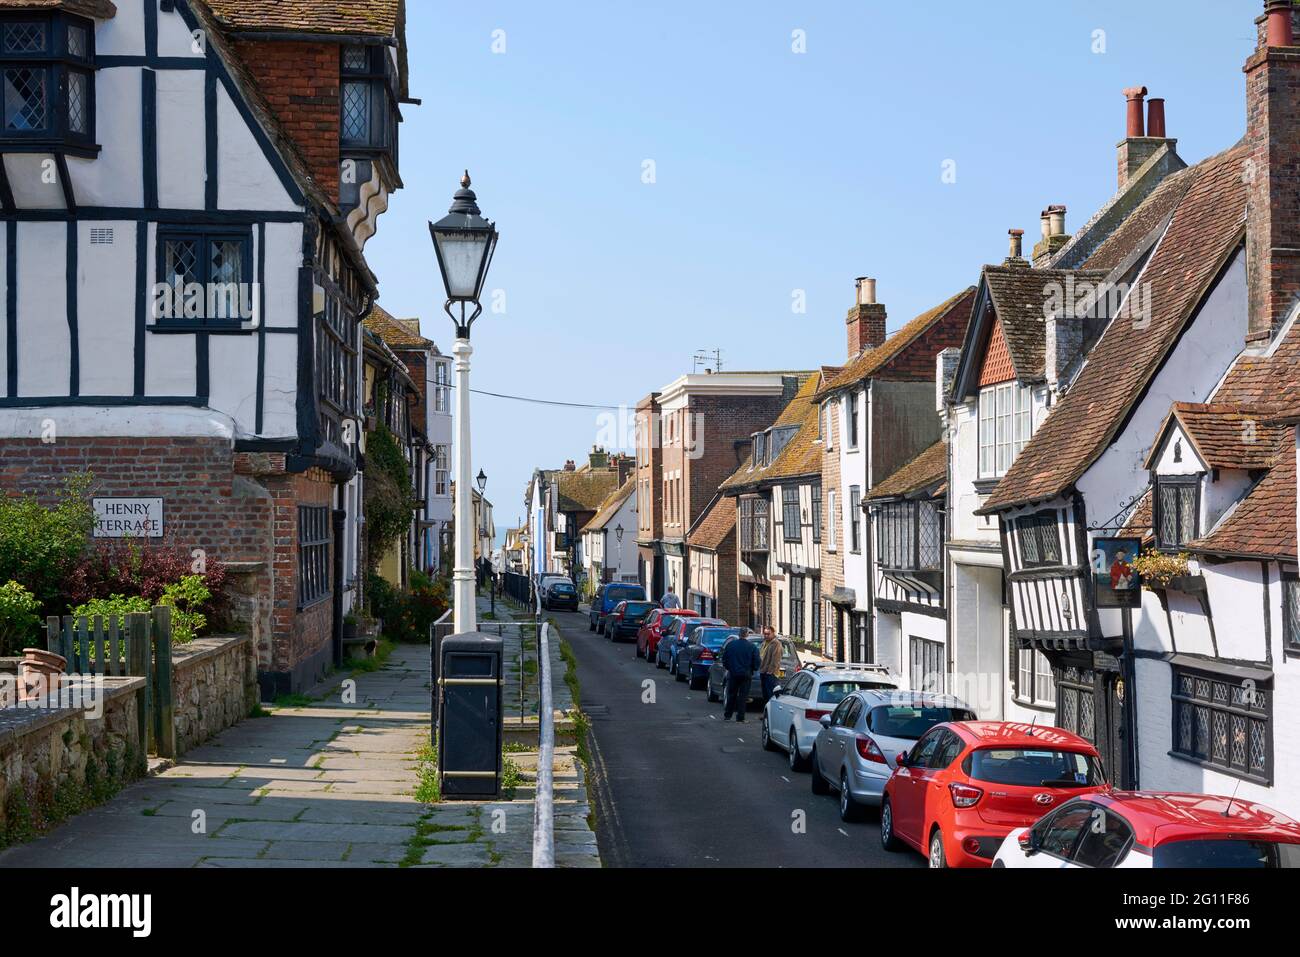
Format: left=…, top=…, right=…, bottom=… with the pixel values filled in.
left=1016, top=510, right=1062, bottom=568
left=340, top=43, right=399, bottom=161
left=1, top=13, right=96, bottom=153
left=876, top=499, right=944, bottom=571
left=1155, top=475, right=1200, bottom=550
left=979, top=382, right=1032, bottom=478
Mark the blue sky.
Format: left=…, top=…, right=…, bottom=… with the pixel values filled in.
left=365, top=0, right=1262, bottom=537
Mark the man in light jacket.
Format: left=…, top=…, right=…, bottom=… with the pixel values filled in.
left=758, top=626, right=784, bottom=704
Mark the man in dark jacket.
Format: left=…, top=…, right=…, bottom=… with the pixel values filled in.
left=721, top=631, right=760, bottom=722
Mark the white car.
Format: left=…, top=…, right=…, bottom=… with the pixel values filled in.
left=761, top=663, right=898, bottom=772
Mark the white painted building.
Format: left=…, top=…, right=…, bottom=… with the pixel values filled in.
left=0, top=0, right=410, bottom=696
left=580, top=479, right=637, bottom=590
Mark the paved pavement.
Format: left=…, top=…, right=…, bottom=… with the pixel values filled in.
left=0, top=611, right=599, bottom=869
left=552, top=608, right=923, bottom=869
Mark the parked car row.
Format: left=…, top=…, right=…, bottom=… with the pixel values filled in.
left=572, top=588, right=1300, bottom=868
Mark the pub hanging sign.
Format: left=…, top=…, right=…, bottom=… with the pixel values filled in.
left=93, top=499, right=165, bottom=539
left=1091, top=537, right=1143, bottom=608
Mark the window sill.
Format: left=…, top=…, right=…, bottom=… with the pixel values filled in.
left=1011, top=697, right=1056, bottom=713
left=297, top=595, right=332, bottom=614
left=1167, top=751, right=1271, bottom=787
left=0, top=139, right=101, bottom=159
left=972, top=478, right=1003, bottom=495
left=149, top=321, right=257, bottom=336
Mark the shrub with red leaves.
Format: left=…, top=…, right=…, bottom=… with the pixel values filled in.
left=64, top=537, right=230, bottom=626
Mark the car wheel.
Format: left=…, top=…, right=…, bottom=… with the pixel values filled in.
left=655, top=654, right=665, bottom=670
left=810, top=749, right=830, bottom=795
left=928, top=829, right=947, bottom=869
left=839, top=771, right=864, bottom=823
left=880, top=798, right=902, bottom=852
left=761, top=716, right=778, bottom=751
left=788, top=730, right=809, bottom=772
left=707, top=681, right=720, bottom=703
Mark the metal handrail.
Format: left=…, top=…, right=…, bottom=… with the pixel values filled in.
left=531, top=616, right=556, bottom=868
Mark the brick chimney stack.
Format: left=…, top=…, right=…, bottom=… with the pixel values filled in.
left=846, top=277, right=887, bottom=357
left=1117, top=86, right=1178, bottom=190
left=1245, top=0, right=1300, bottom=346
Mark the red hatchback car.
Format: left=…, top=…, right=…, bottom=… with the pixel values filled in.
left=881, top=721, right=1108, bottom=868
left=636, top=608, right=699, bottom=662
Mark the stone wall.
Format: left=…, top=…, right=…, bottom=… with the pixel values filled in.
left=0, top=680, right=145, bottom=848
left=171, top=635, right=259, bottom=757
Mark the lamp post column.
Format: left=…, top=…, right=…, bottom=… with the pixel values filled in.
left=453, top=337, right=476, bottom=633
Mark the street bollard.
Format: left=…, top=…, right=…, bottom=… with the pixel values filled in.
left=437, top=631, right=504, bottom=799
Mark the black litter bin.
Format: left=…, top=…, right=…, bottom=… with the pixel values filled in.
left=437, top=632, right=504, bottom=799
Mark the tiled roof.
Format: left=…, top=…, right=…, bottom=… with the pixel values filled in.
left=1191, top=452, right=1297, bottom=561
left=982, top=265, right=1108, bottom=383
left=1119, top=489, right=1153, bottom=541
left=981, top=143, right=1250, bottom=513
left=1083, top=164, right=1197, bottom=274
left=977, top=317, right=1015, bottom=386
left=204, top=0, right=401, bottom=36
left=1146, top=403, right=1289, bottom=471
left=867, top=440, right=947, bottom=501
left=364, top=304, right=430, bottom=350
left=721, top=374, right=824, bottom=491
left=582, top=479, right=634, bottom=533
left=555, top=469, right=620, bottom=513
left=0, top=0, right=115, bottom=16
left=816, top=288, right=976, bottom=397
left=687, top=495, right=736, bottom=552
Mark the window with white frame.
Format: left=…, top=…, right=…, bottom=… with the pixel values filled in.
left=849, top=487, right=862, bottom=552
left=978, top=382, right=1032, bottom=478
left=433, top=361, right=450, bottom=413
left=827, top=488, right=838, bottom=550
left=1017, top=648, right=1056, bottom=706
left=433, top=446, right=449, bottom=497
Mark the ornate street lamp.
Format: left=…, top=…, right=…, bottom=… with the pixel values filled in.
left=430, top=172, right=499, bottom=633
left=476, top=469, right=488, bottom=494
left=614, top=524, right=625, bottom=581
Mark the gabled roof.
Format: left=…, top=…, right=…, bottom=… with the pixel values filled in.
left=1190, top=452, right=1297, bottom=561
left=979, top=265, right=1109, bottom=384
left=687, top=494, right=736, bottom=552
left=582, top=479, right=635, bottom=533
left=721, top=374, right=824, bottom=492
left=204, top=0, right=401, bottom=37
left=1144, top=403, right=1288, bottom=472
left=0, top=0, right=115, bottom=16
left=867, top=440, right=947, bottom=501
left=816, top=288, right=976, bottom=398
left=364, top=304, right=431, bottom=351
left=980, top=142, right=1250, bottom=514
left=555, top=469, right=620, bottom=513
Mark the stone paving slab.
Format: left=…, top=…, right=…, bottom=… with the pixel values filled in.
left=0, top=621, right=602, bottom=869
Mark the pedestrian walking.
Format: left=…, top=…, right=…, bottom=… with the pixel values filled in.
left=759, top=626, right=783, bottom=704
left=660, top=590, right=681, bottom=610
left=721, top=630, right=760, bottom=722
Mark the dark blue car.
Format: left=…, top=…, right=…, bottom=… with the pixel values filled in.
left=659, top=617, right=724, bottom=671
left=675, top=626, right=747, bottom=691
left=589, top=582, right=647, bottom=634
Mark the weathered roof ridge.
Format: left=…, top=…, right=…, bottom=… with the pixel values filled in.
left=581, top=478, right=635, bottom=533
left=980, top=141, right=1250, bottom=513
left=721, top=373, right=825, bottom=492
left=867, top=439, right=947, bottom=501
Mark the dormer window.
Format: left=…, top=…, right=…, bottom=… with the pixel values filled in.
left=340, top=44, right=399, bottom=164
left=0, top=13, right=96, bottom=154
left=1155, top=475, right=1200, bottom=550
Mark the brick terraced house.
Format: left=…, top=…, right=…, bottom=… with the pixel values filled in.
left=813, top=279, right=975, bottom=662
left=0, top=0, right=411, bottom=697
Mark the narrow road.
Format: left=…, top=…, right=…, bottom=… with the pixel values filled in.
left=550, top=609, right=923, bottom=868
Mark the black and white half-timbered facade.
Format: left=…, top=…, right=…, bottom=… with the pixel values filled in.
left=866, top=440, right=949, bottom=696
left=974, top=8, right=1300, bottom=803
left=0, top=0, right=410, bottom=697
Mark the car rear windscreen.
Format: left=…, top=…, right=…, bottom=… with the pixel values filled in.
left=624, top=602, right=655, bottom=618
left=866, top=704, right=977, bottom=737
left=552, top=584, right=575, bottom=593
left=607, top=586, right=645, bottom=602
left=699, top=630, right=741, bottom=650
left=1154, top=840, right=1300, bottom=868
left=966, top=749, right=1105, bottom=788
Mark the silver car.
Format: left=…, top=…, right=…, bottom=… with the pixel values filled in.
left=809, top=691, right=977, bottom=822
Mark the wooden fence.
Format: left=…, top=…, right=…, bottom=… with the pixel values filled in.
left=45, top=606, right=176, bottom=759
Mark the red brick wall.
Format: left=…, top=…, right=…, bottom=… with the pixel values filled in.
left=399, top=351, right=428, bottom=437
left=1244, top=10, right=1300, bottom=343
left=0, top=439, right=335, bottom=693
left=681, top=392, right=789, bottom=535
left=847, top=304, right=887, bottom=357
left=234, top=39, right=340, bottom=205
left=873, top=290, right=976, bottom=381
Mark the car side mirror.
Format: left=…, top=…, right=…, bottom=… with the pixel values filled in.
left=896, top=752, right=909, bottom=768
left=772, top=686, right=783, bottom=697
left=1018, top=831, right=1039, bottom=856
left=818, top=715, right=833, bottom=728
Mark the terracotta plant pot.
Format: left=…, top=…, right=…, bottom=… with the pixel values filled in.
left=19, top=648, right=67, bottom=702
